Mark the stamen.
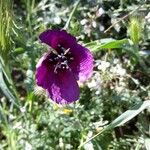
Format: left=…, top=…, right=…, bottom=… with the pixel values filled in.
left=64, top=48, right=70, bottom=55
left=58, top=44, right=66, bottom=53
left=62, top=66, right=65, bottom=69
left=51, top=44, right=74, bottom=73
left=50, top=47, right=58, bottom=55
left=54, top=57, right=59, bottom=60
left=54, top=65, right=57, bottom=73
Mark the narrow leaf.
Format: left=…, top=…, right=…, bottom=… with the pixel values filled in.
left=100, top=39, right=129, bottom=49
left=79, top=100, right=150, bottom=148
left=0, top=63, right=19, bottom=107
left=13, top=47, right=25, bottom=56
left=86, top=38, right=129, bottom=52
left=108, top=101, right=150, bottom=128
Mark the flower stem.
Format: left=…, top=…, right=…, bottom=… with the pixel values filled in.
left=78, top=128, right=107, bottom=148
left=63, top=0, right=80, bottom=30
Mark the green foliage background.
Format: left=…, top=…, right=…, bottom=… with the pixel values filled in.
left=0, top=0, right=150, bottom=149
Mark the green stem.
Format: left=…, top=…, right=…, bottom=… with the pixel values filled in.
left=63, top=0, right=80, bottom=30
left=78, top=128, right=107, bottom=148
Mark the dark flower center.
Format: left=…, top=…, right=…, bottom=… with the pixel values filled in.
left=49, top=44, right=74, bottom=73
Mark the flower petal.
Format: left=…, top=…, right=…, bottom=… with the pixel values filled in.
left=39, top=29, right=76, bottom=50
left=36, top=52, right=54, bottom=88
left=70, top=43, right=93, bottom=82
left=47, top=70, right=79, bottom=104
left=37, top=29, right=93, bottom=104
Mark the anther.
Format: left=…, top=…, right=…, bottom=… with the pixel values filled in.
left=62, top=66, right=66, bottom=69
left=70, top=57, right=74, bottom=60
left=54, top=57, right=59, bottom=60
left=51, top=45, right=74, bottom=73
left=64, top=48, right=70, bottom=55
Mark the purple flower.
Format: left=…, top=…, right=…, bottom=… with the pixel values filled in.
left=36, top=29, right=93, bottom=104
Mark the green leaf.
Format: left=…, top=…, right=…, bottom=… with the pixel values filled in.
left=86, top=38, right=129, bottom=52
left=80, top=100, right=150, bottom=148
left=13, top=47, right=25, bottom=56
left=0, top=63, right=19, bottom=107
left=108, top=101, right=150, bottom=128
left=100, top=39, right=129, bottom=49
